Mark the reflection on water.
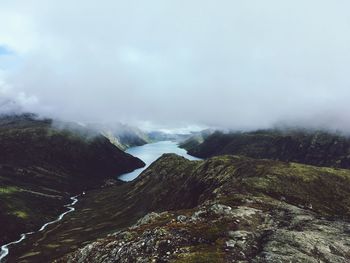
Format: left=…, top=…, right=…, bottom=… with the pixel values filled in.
left=118, top=141, right=201, bottom=181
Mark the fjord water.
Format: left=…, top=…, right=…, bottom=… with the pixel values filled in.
left=119, top=141, right=201, bottom=181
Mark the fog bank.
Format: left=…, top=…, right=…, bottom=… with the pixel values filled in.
left=1, top=1, right=350, bottom=132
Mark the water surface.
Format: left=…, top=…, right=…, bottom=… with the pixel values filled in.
left=0, top=195, right=79, bottom=262
left=119, top=141, right=201, bottom=181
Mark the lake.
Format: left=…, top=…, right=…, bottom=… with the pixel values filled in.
left=118, top=141, right=201, bottom=181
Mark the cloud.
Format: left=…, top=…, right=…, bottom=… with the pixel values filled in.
left=1, top=0, right=350, bottom=131
left=0, top=73, right=40, bottom=114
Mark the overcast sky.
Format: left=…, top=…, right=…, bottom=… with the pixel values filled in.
left=0, top=1, right=350, bottom=131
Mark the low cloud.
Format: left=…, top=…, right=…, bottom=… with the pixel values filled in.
left=1, top=1, right=350, bottom=132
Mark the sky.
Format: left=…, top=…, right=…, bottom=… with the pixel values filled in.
left=0, top=0, right=350, bottom=132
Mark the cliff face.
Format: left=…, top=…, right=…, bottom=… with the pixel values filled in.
left=182, top=130, right=350, bottom=169
left=0, top=114, right=145, bottom=246
left=39, top=154, right=350, bottom=263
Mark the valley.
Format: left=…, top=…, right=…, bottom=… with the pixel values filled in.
left=1, top=114, right=350, bottom=262
left=0, top=195, right=79, bottom=261
left=119, top=141, right=201, bottom=181
left=0, top=114, right=145, bottom=261
left=8, top=154, right=350, bottom=262
left=2, top=2, right=349, bottom=262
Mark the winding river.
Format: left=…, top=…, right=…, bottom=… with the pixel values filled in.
left=0, top=141, right=198, bottom=261
left=0, top=195, right=80, bottom=262
left=119, top=140, right=201, bottom=181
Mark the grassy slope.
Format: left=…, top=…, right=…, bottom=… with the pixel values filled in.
left=8, top=154, right=350, bottom=262
left=183, top=130, right=350, bottom=169
left=0, top=114, right=145, bottom=246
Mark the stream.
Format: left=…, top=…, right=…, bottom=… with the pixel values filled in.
left=0, top=141, right=199, bottom=261
left=0, top=195, right=80, bottom=262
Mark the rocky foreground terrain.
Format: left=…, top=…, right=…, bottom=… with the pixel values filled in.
left=12, top=153, right=347, bottom=262
left=61, top=199, right=350, bottom=263
left=0, top=114, right=144, bottom=246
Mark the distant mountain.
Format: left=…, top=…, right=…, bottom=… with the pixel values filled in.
left=86, top=122, right=149, bottom=150
left=11, top=154, right=349, bottom=262
left=182, top=129, right=350, bottom=169
left=179, top=128, right=214, bottom=150
left=147, top=130, right=209, bottom=143
left=146, top=131, right=184, bottom=142
left=0, top=113, right=144, bottom=246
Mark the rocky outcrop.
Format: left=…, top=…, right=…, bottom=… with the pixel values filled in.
left=182, top=129, right=350, bottom=169
left=60, top=200, right=350, bottom=263
left=50, top=154, right=350, bottom=263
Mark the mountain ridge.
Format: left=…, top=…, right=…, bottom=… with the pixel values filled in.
left=55, top=154, right=350, bottom=263
left=181, top=129, right=350, bottom=169
left=6, top=153, right=350, bottom=262
left=0, top=113, right=145, bottom=247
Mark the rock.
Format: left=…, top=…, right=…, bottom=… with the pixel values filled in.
left=226, top=240, right=236, bottom=248
left=209, top=204, right=232, bottom=215
left=228, top=231, right=251, bottom=240
left=132, top=212, right=162, bottom=228
left=176, top=215, right=187, bottom=222
left=51, top=153, right=350, bottom=263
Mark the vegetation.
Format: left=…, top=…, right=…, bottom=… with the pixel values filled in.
left=3, top=118, right=350, bottom=262
left=0, top=113, right=144, bottom=246
left=7, top=153, right=350, bottom=262
left=181, top=129, right=350, bottom=169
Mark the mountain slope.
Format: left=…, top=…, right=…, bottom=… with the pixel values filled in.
left=179, top=129, right=214, bottom=150
left=60, top=154, right=350, bottom=262
left=182, top=129, right=350, bottom=169
left=0, top=114, right=145, bottom=246
left=7, top=154, right=350, bottom=262
left=87, top=122, right=149, bottom=150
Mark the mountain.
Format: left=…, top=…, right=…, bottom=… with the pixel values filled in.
left=181, top=129, right=350, bottom=169
left=86, top=122, right=149, bottom=150
left=0, top=113, right=145, bottom=246
left=147, top=131, right=192, bottom=143
left=7, top=154, right=350, bottom=262
left=179, top=129, right=214, bottom=150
